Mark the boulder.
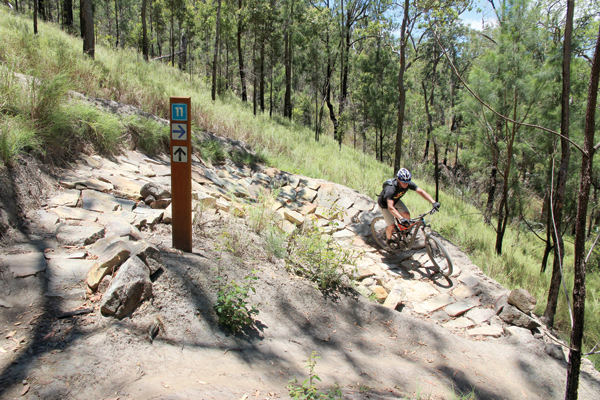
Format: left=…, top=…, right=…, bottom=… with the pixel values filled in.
left=370, top=285, right=388, bottom=302
left=151, top=198, right=171, bottom=209
left=86, top=241, right=132, bottom=290
left=498, top=305, right=541, bottom=330
left=508, top=288, right=537, bottom=314
left=101, top=256, right=153, bottom=319
left=140, top=182, right=171, bottom=201
left=129, top=241, right=163, bottom=275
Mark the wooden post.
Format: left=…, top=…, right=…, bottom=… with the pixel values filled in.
left=170, top=96, right=192, bottom=252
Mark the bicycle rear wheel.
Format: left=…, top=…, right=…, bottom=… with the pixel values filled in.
left=424, top=234, right=453, bottom=277
left=370, top=216, right=388, bottom=249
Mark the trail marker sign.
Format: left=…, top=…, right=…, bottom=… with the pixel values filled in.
left=170, top=97, right=192, bottom=252
left=171, top=123, right=188, bottom=140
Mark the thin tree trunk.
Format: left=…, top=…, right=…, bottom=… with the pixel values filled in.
left=211, top=0, right=222, bottom=101
left=544, top=0, right=574, bottom=327
left=259, top=39, right=265, bottom=112
left=565, top=23, right=600, bottom=400
left=79, top=0, right=84, bottom=38
left=62, top=0, right=73, bottom=32
left=115, top=0, right=119, bottom=47
left=237, top=0, right=247, bottom=102
left=495, top=95, right=518, bottom=255
left=34, top=0, right=38, bottom=34
left=142, top=0, right=148, bottom=61
left=394, top=0, right=409, bottom=172
left=82, top=0, right=94, bottom=58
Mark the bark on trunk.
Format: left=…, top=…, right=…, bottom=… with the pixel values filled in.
left=565, top=22, right=600, bottom=400
left=237, top=0, right=247, bottom=102
left=82, top=0, right=94, bottom=58
left=544, top=0, right=574, bottom=328
left=211, top=0, right=222, bottom=101
left=142, top=0, right=148, bottom=61
left=393, top=0, right=409, bottom=173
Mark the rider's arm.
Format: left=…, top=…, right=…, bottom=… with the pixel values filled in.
left=416, top=187, right=436, bottom=205
left=387, top=199, right=405, bottom=221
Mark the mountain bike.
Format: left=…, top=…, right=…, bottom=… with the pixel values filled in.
left=370, top=208, right=453, bottom=277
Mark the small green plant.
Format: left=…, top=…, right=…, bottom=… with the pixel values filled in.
left=287, top=351, right=341, bottom=400
left=214, top=269, right=259, bottom=333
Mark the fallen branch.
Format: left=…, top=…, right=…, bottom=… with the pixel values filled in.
left=57, top=308, right=94, bottom=319
left=150, top=50, right=185, bottom=61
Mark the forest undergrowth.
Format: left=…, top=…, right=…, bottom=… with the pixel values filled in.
left=0, top=8, right=599, bottom=369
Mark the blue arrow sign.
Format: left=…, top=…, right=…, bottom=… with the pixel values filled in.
left=171, top=123, right=187, bottom=140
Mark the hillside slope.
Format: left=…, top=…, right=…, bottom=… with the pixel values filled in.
left=1, top=140, right=600, bottom=400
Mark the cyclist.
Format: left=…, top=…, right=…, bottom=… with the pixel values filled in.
left=377, top=168, right=440, bottom=248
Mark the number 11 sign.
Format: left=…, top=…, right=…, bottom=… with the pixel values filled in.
left=170, top=96, right=192, bottom=252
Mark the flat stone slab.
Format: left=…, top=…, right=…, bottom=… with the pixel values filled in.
left=419, top=294, right=455, bottom=313
left=458, top=273, right=480, bottom=288
left=443, top=317, right=475, bottom=329
left=336, top=196, right=354, bottom=209
left=101, top=175, right=144, bottom=198
left=445, top=297, right=481, bottom=317
left=82, top=190, right=125, bottom=213
left=332, top=229, right=355, bottom=239
left=468, top=325, right=504, bottom=338
left=56, top=223, right=105, bottom=246
left=297, top=187, right=318, bottom=202
left=278, top=186, right=296, bottom=201
left=465, top=307, right=495, bottom=325
left=204, top=169, right=226, bottom=187
left=86, top=236, right=132, bottom=256
left=430, top=310, right=451, bottom=323
left=404, top=281, right=440, bottom=303
left=49, top=189, right=80, bottom=207
left=1, top=253, right=47, bottom=277
left=78, top=178, right=114, bottom=192
left=352, top=198, right=375, bottom=211
left=284, top=209, right=305, bottom=226
left=452, top=285, right=477, bottom=299
left=52, top=206, right=101, bottom=222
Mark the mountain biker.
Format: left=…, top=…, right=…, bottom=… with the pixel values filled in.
left=377, top=168, right=440, bottom=248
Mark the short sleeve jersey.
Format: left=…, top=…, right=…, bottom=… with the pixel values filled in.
left=377, top=179, right=419, bottom=209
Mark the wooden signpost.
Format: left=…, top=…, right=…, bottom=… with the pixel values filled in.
left=170, top=96, right=192, bottom=252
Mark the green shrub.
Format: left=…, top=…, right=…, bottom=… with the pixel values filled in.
left=214, top=270, right=260, bottom=333
left=0, top=116, right=39, bottom=165
left=126, top=116, right=169, bottom=154
left=285, top=224, right=355, bottom=292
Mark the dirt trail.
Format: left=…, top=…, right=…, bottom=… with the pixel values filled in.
left=1, top=156, right=600, bottom=400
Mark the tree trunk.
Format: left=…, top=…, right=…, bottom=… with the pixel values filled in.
left=34, top=0, right=38, bottom=34
left=259, top=39, right=265, bottom=113
left=565, top=22, right=600, bottom=400
left=394, top=0, right=409, bottom=172
left=142, top=0, right=148, bottom=61
left=283, top=29, right=292, bottom=118
left=237, top=0, right=247, bottom=102
left=82, top=0, right=94, bottom=58
left=114, top=0, right=119, bottom=47
left=62, top=0, right=73, bottom=32
left=495, top=95, right=518, bottom=256
left=544, top=0, right=574, bottom=328
left=179, top=32, right=187, bottom=71
left=211, top=0, right=222, bottom=101
left=79, top=0, right=84, bottom=38
left=39, top=0, right=45, bottom=21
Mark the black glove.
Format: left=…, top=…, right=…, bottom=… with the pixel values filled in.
left=433, top=202, right=440, bottom=211
left=399, top=218, right=410, bottom=227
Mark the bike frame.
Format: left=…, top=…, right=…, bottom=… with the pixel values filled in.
left=392, top=209, right=437, bottom=248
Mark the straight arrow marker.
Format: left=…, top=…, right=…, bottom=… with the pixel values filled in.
left=173, top=146, right=188, bottom=163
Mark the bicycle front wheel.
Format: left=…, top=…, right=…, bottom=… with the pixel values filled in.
left=424, top=234, right=453, bottom=277
left=371, top=216, right=390, bottom=249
